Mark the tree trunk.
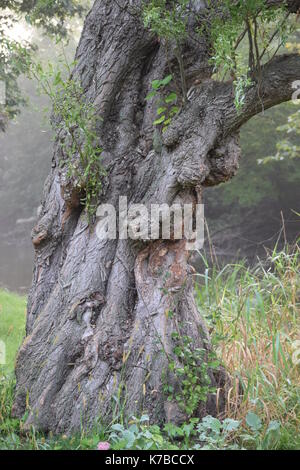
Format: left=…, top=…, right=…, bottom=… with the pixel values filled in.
left=12, top=0, right=300, bottom=434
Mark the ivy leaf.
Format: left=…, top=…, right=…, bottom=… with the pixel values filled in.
left=157, top=106, right=167, bottom=115
left=165, top=92, right=177, bottom=104
left=154, top=115, right=166, bottom=125
left=152, top=79, right=162, bottom=90
left=145, top=90, right=156, bottom=101
left=161, top=74, right=173, bottom=86
left=170, top=106, right=179, bottom=116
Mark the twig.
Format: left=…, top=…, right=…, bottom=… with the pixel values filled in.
left=246, top=17, right=255, bottom=73
left=234, top=27, right=248, bottom=51
left=174, top=42, right=187, bottom=102
left=259, top=11, right=290, bottom=62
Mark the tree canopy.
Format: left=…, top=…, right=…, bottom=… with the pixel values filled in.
left=0, top=0, right=86, bottom=130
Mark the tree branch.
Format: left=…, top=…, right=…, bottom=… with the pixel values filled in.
left=266, top=0, right=300, bottom=13
left=227, top=53, right=300, bottom=133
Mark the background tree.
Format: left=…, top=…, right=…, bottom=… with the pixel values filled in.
left=204, top=101, right=300, bottom=262
left=12, top=0, right=300, bottom=433
left=0, top=0, right=85, bottom=130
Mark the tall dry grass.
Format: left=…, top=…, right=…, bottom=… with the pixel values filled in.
left=196, top=243, right=300, bottom=441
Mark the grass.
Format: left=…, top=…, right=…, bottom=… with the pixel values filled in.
left=0, top=245, right=299, bottom=450
left=196, top=243, right=300, bottom=449
left=0, top=290, right=26, bottom=376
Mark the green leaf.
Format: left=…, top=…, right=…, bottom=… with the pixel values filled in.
left=266, top=420, right=280, bottom=434
left=157, top=106, right=167, bottom=115
left=223, top=418, right=240, bottom=433
left=246, top=412, right=262, bottom=432
left=165, top=92, right=177, bottom=104
left=53, top=71, right=62, bottom=86
left=123, top=430, right=136, bottom=449
left=154, top=115, right=166, bottom=125
left=146, top=90, right=156, bottom=101
left=163, top=118, right=171, bottom=126
left=202, top=416, right=222, bottom=434
left=170, top=106, right=179, bottom=116
left=161, top=74, right=173, bottom=86
left=140, top=414, right=150, bottom=423
left=111, top=423, right=124, bottom=432
left=152, top=79, right=162, bottom=90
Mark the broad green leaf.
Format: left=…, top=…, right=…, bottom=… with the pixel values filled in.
left=223, top=418, right=240, bottom=433
left=140, top=415, right=150, bottom=423
left=246, top=412, right=262, bottom=432
left=266, top=420, right=280, bottom=433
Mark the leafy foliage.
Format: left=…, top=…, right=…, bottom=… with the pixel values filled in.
left=0, top=16, right=33, bottom=126
left=261, top=106, right=300, bottom=163
left=166, top=332, right=218, bottom=417
left=31, top=60, right=105, bottom=219
left=143, top=0, right=189, bottom=41
left=142, top=0, right=296, bottom=109
left=193, top=415, right=241, bottom=450
left=243, top=412, right=281, bottom=449
left=146, top=74, right=179, bottom=132
left=0, top=1, right=86, bottom=129
left=208, top=0, right=292, bottom=73
left=2, top=1, right=85, bottom=38
left=109, top=415, right=173, bottom=450
left=207, top=0, right=295, bottom=109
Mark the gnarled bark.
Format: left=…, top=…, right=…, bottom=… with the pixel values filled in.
left=12, top=0, right=300, bottom=433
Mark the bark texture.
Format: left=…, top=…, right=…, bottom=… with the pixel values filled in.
left=12, top=0, right=300, bottom=433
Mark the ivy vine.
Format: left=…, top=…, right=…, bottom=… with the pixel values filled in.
left=30, top=59, right=105, bottom=221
